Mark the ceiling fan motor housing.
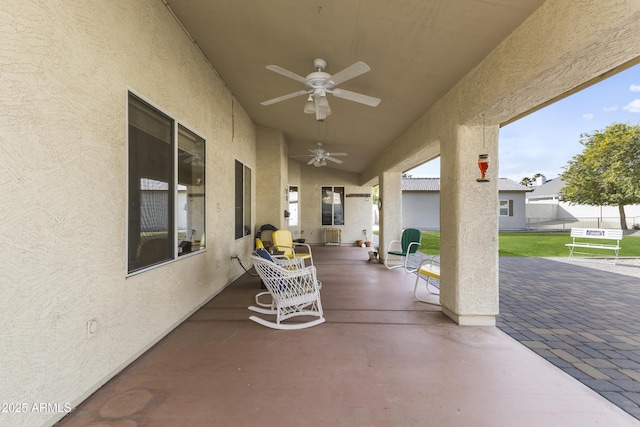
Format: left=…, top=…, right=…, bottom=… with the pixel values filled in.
left=306, top=72, right=332, bottom=90
left=313, top=57, right=327, bottom=71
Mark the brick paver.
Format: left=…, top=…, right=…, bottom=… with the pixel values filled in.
left=498, top=257, right=640, bottom=421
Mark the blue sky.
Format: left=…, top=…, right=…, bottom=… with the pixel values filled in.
left=408, top=63, right=640, bottom=182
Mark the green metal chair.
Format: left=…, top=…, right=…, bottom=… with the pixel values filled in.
left=384, top=228, right=422, bottom=273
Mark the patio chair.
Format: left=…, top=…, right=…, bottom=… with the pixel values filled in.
left=384, top=228, right=422, bottom=272
left=252, top=248, right=306, bottom=309
left=272, top=229, right=314, bottom=266
left=413, top=256, right=441, bottom=305
left=248, top=249, right=325, bottom=330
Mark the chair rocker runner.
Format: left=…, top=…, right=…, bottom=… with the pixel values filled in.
left=249, top=251, right=324, bottom=330
left=384, top=228, right=422, bottom=272
left=272, top=229, right=314, bottom=266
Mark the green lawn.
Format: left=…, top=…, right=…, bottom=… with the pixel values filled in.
left=413, top=231, right=640, bottom=257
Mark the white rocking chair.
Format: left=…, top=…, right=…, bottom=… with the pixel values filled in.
left=249, top=251, right=325, bottom=330
left=253, top=254, right=307, bottom=309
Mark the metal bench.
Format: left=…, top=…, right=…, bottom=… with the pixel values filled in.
left=566, top=228, right=623, bottom=263
left=413, top=256, right=441, bottom=305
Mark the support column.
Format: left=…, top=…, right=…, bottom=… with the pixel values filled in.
left=439, top=123, right=499, bottom=326
left=255, top=127, right=288, bottom=230
left=378, top=171, right=402, bottom=261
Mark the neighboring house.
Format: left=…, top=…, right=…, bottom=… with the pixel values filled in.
left=526, top=176, right=640, bottom=228
left=402, top=177, right=532, bottom=231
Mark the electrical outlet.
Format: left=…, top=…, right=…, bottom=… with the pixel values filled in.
left=87, top=318, right=98, bottom=339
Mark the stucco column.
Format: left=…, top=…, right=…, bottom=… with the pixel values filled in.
left=256, top=127, right=288, bottom=230
left=439, top=123, right=499, bottom=326
left=378, top=171, right=402, bottom=260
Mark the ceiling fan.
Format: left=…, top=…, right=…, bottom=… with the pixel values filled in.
left=179, top=150, right=204, bottom=167
left=292, top=142, right=348, bottom=167
left=260, top=58, right=381, bottom=121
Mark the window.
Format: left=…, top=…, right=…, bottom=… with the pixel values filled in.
left=127, top=93, right=206, bottom=274
left=235, top=160, right=252, bottom=239
left=288, top=186, right=299, bottom=226
left=321, top=186, right=344, bottom=226
left=178, top=125, right=206, bottom=253
left=499, top=200, right=513, bottom=216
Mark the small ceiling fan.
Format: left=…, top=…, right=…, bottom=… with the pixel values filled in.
left=261, top=58, right=381, bottom=121
left=179, top=150, right=204, bottom=167
left=292, top=142, right=348, bottom=167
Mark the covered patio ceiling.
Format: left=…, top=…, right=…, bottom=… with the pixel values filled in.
left=165, top=0, right=545, bottom=174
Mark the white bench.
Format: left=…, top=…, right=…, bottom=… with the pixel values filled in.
left=566, top=228, right=623, bottom=263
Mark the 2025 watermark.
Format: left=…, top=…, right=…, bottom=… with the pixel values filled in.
left=1, top=402, right=72, bottom=414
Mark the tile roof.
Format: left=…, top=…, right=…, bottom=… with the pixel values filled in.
left=528, top=177, right=565, bottom=199
left=402, top=177, right=532, bottom=192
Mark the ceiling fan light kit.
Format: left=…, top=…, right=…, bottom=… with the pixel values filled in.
left=261, top=57, right=381, bottom=121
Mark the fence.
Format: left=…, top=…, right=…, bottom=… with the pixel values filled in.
left=525, top=217, right=640, bottom=231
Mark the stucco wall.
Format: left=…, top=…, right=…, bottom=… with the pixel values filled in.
left=528, top=201, right=640, bottom=224
left=402, top=191, right=528, bottom=231
left=298, top=165, right=373, bottom=245
left=402, top=193, right=440, bottom=230
left=255, top=127, right=287, bottom=230
left=499, top=192, right=527, bottom=230
left=0, top=1, right=255, bottom=426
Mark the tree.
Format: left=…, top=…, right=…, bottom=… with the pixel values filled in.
left=520, top=173, right=545, bottom=187
left=560, top=122, right=640, bottom=229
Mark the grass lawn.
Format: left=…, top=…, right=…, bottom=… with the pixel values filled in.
left=415, top=231, right=640, bottom=257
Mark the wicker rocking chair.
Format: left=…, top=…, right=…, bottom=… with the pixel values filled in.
left=249, top=250, right=325, bottom=330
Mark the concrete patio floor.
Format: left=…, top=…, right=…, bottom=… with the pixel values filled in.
left=55, top=247, right=640, bottom=426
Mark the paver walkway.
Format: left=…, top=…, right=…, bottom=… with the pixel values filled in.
left=497, top=257, right=640, bottom=420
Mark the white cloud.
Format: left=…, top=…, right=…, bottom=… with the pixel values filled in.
left=630, top=84, right=640, bottom=92
left=623, top=99, right=640, bottom=113
left=582, top=113, right=594, bottom=120
left=603, top=106, right=618, bottom=112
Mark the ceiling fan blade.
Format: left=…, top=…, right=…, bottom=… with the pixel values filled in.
left=326, top=152, right=347, bottom=156
left=329, top=61, right=370, bottom=86
left=307, top=158, right=316, bottom=165
left=325, top=156, right=343, bottom=164
left=260, top=89, right=310, bottom=106
left=265, top=65, right=307, bottom=83
left=331, top=88, right=381, bottom=107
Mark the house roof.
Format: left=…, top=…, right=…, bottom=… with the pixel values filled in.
left=402, top=177, right=532, bottom=192
left=528, top=177, right=565, bottom=199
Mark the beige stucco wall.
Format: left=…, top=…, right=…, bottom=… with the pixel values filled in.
left=0, top=1, right=255, bottom=426
left=255, top=127, right=288, bottom=230
left=298, top=165, right=373, bottom=245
